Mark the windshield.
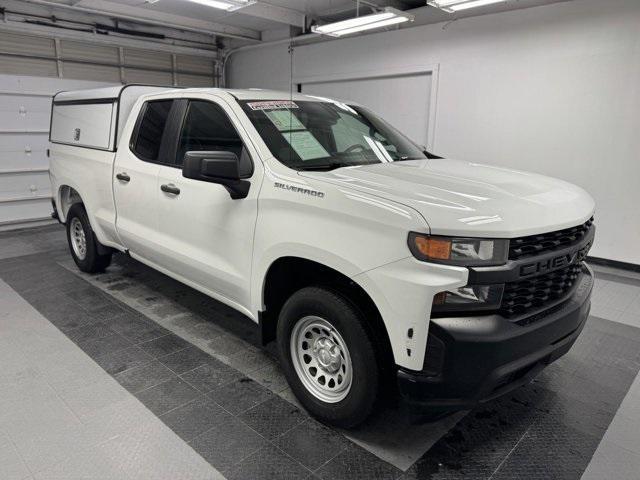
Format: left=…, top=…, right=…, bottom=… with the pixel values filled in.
left=239, top=99, right=427, bottom=171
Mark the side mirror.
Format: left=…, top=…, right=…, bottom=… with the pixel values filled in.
left=182, top=151, right=250, bottom=200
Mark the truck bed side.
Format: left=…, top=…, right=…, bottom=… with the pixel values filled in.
left=49, top=144, right=122, bottom=250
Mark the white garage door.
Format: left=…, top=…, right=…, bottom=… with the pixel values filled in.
left=0, top=32, right=217, bottom=88
left=0, top=74, right=115, bottom=229
left=300, top=73, right=432, bottom=147
left=0, top=31, right=219, bottom=229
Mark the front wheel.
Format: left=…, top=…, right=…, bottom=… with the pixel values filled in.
left=66, top=203, right=112, bottom=273
left=277, top=286, right=380, bottom=428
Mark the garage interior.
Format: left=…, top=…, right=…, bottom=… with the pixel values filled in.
left=1, top=0, right=640, bottom=479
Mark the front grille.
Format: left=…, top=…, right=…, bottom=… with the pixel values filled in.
left=499, top=263, right=583, bottom=318
left=509, top=217, right=594, bottom=260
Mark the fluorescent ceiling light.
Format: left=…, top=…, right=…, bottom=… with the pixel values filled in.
left=184, top=0, right=255, bottom=11
left=312, top=7, right=414, bottom=37
left=427, top=0, right=507, bottom=13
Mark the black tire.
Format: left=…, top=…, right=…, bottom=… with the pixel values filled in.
left=66, top=203, right=112, bottom=273
left=277, top=286, right=380, bottom=428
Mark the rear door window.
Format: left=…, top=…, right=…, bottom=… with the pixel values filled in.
left=131, top=100, right=173, bottom=162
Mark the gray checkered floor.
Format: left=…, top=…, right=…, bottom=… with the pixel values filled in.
left=1, top=224, right=639, bottom=479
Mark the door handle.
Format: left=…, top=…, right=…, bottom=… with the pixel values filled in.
left=161, top=183, right=180, bottom=195
left=116, top=172, right=130, bottom=182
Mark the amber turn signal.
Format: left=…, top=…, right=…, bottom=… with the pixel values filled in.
left=413, top=236, right=451, bottom=260
left=407, top=232, right=509, bottom=266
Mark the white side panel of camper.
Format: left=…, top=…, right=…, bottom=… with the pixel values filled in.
left=50, top=102, right=117, bottom=150
left=52, top=85, right=178, bottom=151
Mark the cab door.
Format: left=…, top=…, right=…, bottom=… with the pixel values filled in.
left=113, top=98, right=177, bottom=263
left=153, top=97, right=260, bottom=312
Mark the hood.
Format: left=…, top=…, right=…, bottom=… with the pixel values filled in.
left=299, top=159, right=595, bottom=238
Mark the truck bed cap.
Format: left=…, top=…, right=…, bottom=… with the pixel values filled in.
left=53, top=85, right=183, bottom=104
left=54, top=86, right=125, bottom=104
left=51, top=85, right=179, bottom=151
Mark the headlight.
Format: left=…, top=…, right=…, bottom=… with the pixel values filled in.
left=432, top=284, right=504, bottom=314
left=407, top=233, right=509, bottom=266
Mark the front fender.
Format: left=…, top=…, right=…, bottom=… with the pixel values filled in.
left=251, top=161, right=452, bottom=368
left=251, top=162, right=428, bottom=317
left=354, top=257, right=468, bottom=370
left=251, top=244, right=365, bottom=315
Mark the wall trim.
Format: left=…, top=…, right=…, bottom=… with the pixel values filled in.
left=588, top=256, right=640, bottom=274
left=0, top=194, right=51, bottom=204
left=0, top=168, right=49, bottom=175
left=0, top=217, right=56, bottom=231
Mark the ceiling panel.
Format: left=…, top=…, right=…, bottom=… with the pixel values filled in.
left=46, top=0, right=575, bottom=42
left=99, top=0, right=300, bottom=30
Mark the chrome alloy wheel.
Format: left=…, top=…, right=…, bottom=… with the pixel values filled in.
left=290, top=316, right=352, bottom=403
left=69, top=217, right=87, bottom=260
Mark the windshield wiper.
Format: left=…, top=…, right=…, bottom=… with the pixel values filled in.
left=296, top=163, right=346, bottom=171
left=296, top=160, right=383, bottom=171
left=424, top=150, right=443, bottom=159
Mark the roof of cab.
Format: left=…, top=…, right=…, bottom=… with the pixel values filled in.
left=53, top=85, right=328, bottom=103
left=221, top=88, right=325, bottom=102
left=140, top=87, right=326, bottom=102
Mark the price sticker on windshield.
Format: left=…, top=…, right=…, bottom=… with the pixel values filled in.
left=247, top=100, right=299, bottom=111
left=284, top=131, right=329, bottom=161
left=265, top=109, right=305, bottom=131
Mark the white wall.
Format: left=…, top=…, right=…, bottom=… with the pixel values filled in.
left=301, top=72, right=433, bottom=146
left=228, top=0, right=640, bottom=265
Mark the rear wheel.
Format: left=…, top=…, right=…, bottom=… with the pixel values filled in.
left=66, top=203, right=112, bottom=273
left=277, top=286, right=380, bottom=428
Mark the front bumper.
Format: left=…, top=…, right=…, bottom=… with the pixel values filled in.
left=397, top=263, right=593, bottom=409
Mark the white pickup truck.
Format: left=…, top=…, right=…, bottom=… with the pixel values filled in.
left=49, top=85, right=595, bottom=427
